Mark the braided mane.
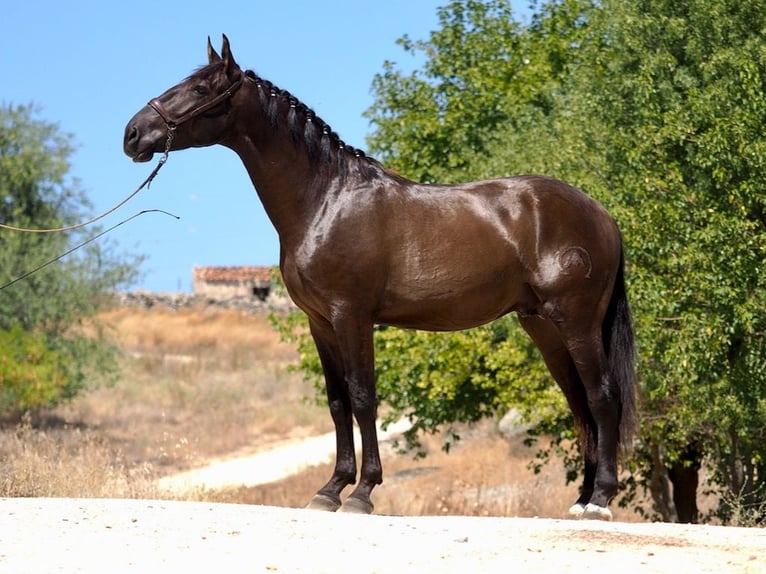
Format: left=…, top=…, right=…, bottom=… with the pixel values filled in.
left=243, top=70, right=381, bottom=173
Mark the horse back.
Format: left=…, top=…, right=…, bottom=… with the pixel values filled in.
left=284, top=174, right=621, bottom=331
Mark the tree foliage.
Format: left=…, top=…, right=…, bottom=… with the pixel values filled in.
left=0, top=104, right=140, bottom=415
left=367, top=0, right=523, bottom=183
left=576, top=0, right=766, bottom=524
left=274, top=0, right=766, bottom=523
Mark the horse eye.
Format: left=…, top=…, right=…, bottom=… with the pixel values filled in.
left=193, top=85, right=209, bottom=96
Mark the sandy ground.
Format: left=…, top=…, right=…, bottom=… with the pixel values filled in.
left=3, top=423, right=764, bottom=572
left=1, top=497, right=764, bottom=573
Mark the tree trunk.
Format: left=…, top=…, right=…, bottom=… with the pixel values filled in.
left=648, top=443, right=677, bottom=522
left=668, top=442, right=702, bottom=523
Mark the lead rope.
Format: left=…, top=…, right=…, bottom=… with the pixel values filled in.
left=0, top=127, right=179, bottom=290
left=0, top=209, right=179, bottom=291
left=0, top=126, right=175, bottom=233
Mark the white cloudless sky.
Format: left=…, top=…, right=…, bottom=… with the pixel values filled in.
left=2, top=1, right=530, bottom=292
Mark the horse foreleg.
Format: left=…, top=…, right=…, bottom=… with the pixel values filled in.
left=333, top=317, right=381, bottom=514
left=306, top=320, right=357, bottom=512
left=339, top=387, right=381, bottom=514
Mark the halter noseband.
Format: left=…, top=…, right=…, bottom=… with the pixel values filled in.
left=148, top=73, right=245, bottom=129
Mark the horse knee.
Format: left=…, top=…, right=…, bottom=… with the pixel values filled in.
left=328, top=397, right=351, bottom=421
left=347, top=378, right=378, bottom=417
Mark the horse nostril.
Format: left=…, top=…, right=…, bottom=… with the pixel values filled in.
left=124, top=124, right=141, bottom=153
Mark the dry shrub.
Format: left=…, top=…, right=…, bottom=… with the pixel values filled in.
left=202, top=422, right=641, bottom=522
left=0, top=415, right=159, bottom=499
left=99, top=306, right=297, bottom=366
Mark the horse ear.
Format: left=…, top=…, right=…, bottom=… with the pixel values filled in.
left=208, top=36, right=222, bottom=63
left=220, top=34, right=239, bottom=74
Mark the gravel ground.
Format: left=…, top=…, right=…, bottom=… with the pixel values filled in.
left=1, top=498, right=763, bottom=573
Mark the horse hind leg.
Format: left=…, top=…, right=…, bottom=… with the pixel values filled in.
left=518, top=315, right=602, bottom=519
left=561, top=326, right=620, bottom=521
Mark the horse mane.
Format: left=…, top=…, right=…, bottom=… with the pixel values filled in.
left=241, top=69, right=383, bottom=177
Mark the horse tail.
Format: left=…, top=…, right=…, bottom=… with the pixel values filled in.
left=602, top=244, right=639, bottom=454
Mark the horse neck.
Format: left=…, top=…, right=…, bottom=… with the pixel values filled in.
left=225, top=99, right=323, bottom=244
left=224, top=80, right=383, bottom=247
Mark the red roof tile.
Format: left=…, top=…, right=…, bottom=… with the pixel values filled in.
left=193, top=266, right=272, bottom=283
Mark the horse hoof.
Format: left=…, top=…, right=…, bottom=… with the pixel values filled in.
left=581, top=503, right=613, bottom=521
left=338, top=496, right=374, bottom=514
left=306, top=494, right=341, bottom=512
left=567, top=503, right=586, bottom=519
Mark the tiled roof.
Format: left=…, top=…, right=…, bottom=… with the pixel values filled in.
left=193, top=266, right=272, bottom=283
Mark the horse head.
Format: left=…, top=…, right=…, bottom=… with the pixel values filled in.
left=124, top=35, right=244, bottom=162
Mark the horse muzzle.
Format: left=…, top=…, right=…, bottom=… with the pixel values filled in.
left=123, top=108, right=166, bottom=163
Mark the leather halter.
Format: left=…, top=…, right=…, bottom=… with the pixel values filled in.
left=148, top=74, right=245, bottom=129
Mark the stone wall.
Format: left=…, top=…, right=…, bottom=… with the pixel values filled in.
left=192, top=266, right=273, bottom=301
left=113, top=290, right=297, bottom=315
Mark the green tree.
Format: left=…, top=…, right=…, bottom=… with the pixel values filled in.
left=366, top=0, right=522, bottom=183
left=368, top=0, right=766, bottom=524
left=366, top=0, right=593, bottom=183
left=276, top=0, right=766, bottom=523
left=568, top=0, right=766, bottom=524
left=0, top=104, right=140, bottom=415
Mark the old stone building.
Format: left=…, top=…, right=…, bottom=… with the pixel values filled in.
left=192, top=266, right=273, bottom=300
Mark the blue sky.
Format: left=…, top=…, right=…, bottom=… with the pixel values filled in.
left=3, top=1, right=530, bottom=293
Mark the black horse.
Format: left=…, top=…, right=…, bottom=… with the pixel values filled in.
left=124, top=35, right=637, bottom=520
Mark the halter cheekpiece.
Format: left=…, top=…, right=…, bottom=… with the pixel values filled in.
left=148, top=73, right=246, bottom=128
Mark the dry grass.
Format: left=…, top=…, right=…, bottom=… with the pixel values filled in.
left=1, top=306, right=329, bottom=499
left=98, top=306, right=297, bottom=365
left=204, top=422, right=640, bottom=522
left=2, top=305, right=641, bottom=521
left=0, top=416, right=160, bottom=499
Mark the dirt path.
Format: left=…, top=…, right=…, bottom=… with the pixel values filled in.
left=1, top=498, right=763, bottom=573
left=157, top=419, right=411, bottom=493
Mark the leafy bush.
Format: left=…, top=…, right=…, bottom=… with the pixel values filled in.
left=0, top=327, right=72, bottom=413
left=0, top=104, right=139, bottom=416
